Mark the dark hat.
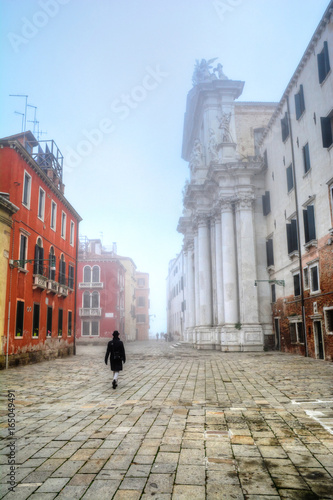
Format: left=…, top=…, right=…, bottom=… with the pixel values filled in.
left=112, top=331, right=120, bottom=337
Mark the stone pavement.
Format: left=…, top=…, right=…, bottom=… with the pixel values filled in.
left=1, top=340, right=333, bottom=500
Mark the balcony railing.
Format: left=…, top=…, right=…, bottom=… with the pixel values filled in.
left=47, top=279, right=58, bottom=294
left=79, top=282, right=103, bottom=289
left=33, top=274, right=48, bottom=289
left=79, top=308, right=102, bottom=317
left=58, top=285, right=69, bottom=297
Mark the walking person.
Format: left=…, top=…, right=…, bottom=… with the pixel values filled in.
left=105, top=330, right=126, bottom=389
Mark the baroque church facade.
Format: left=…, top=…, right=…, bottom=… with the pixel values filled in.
left=169, top=2, right=333, bottom=358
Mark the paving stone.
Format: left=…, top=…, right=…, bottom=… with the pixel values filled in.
left=81, top=479, right=119, bottom=499
left=55, top=485, right=88, bottom=499
left=172, top=484, right=205, bottom=499
left=112, top=490, right=141, bottom=500
left=144, top=473, right=175, bottom=494
left=35, top=477, right=70, bottom=493
left=119, top=477, right=146, bottom=490
left=175, top=465, right=206, bottom=485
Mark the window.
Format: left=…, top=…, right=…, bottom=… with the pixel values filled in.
left=38, top=188, right=45, bottom=220
left=68, top=311, right=72, bottom=337
left=83, top=291, right=90, bottom=308
left=302, top=143, right=311, bottom=174
left=82, top=320, right=99, bottom=336
left=19, top=234, right=27, bottom=269
left=138, top=296, right=145, bottom=307
left=70, top=221, right=75, bottom=246
left=281, top=112, right=289, bottom=142
left=293, top=273, right=300, bottom=297
left=309, top=263, right=319, bottom=293
left=83, top=266, right=91, bottom=283
left=92, top=265, right=100, bottom=282
left=34, top=238, right=44, bottom=275
left=263, top=150, right=268, bottom=169
left=47, top=306, right=52, bottom=337
left=317, top=41, right=331, bottom=84
left=266, top=238, right=274, bottom=267
left=330, top=184, right=333, bottom=221
left=68, top=264, right=74, bottom=289
left=303, top=267, right=309, bottom=289
left=61, top=211, right=66, bottom=239
left=325, top=308, right=333, bottom=333
left=286, top=219, right=298, bottom=254
left=15, top=300, right=24, bottom=337
left=286, top=164, right=294, bottom=192
left=91, top=291, right=99, bottom=308
left=137, top=278, right=145, bottom=286
left=289, top=321, right=304, bottom=344
left=321, top=112, right=333, bottom=148
left=303, top=205, right=316, bottom=244
left=262, top=191, right=271, bottom=216
left=32, top=303, right=40, bottom=337
left=58, top=309, right=63, bottom=336
left=254, top=128, right=264, bottom=155
left=49, top=247, right=56, bottom=280
left=50, top=201, right=57, bottom=230
left=59, top=255, right=66, bottom=285
left=137, top=314, right=146, bottom=323
left=22, top=171, right=31, bottom=208
left=294, top=85, right=305, bottom=120
left=271, top=284, right=276, bottom=303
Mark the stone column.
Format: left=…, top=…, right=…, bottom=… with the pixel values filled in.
left=194, top=229, right=200, bottom=344
left=221, top=199, right=238, bottom=324
left=214, top=210, right=224, bottom=326
left=197, top=215, right=213, bottom=326
left=235, top=195, right=259, bottom=324
left=185, top=240, right=196, bottom=343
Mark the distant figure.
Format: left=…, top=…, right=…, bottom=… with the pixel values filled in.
left=105, top=331, right=126, bottom=389
left=156, top=333, right=159, bottom=341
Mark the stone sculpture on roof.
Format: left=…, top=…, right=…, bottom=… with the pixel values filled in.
left=192, top=58, right=229, bottom=86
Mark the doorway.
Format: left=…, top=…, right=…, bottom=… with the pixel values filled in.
left=314, top=321, right=324, bottom=359
left=274, top=318, right=280, bottom=350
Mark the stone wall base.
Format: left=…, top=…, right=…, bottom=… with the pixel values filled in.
left=0, top=343, right=74, bottom=370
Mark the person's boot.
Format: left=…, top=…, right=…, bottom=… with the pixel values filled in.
left=112, top=379, right=117, bottom=389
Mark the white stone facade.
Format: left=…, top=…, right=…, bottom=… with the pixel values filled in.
left=166, top=253, right=185, bottom=341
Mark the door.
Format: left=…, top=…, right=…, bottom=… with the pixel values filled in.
left=274, top=318, right=280, bottom=350
left=314, top=321, right=324, bottom=359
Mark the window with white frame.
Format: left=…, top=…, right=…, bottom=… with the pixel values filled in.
left=70, top=220, right=75, bottom=246
left=324, top=307, right=333, bottom=334
left=303, top=267, right=309, bottom=289
left=38, top=187, right=45, bottom=220
left=293, top=272, right=300, bottom=297
left=19, top=233, right=28, bottom=269
left=289, top=319, right=304, bottom=344
left=50, top=201, right=57, bottom=230
left=61, top=211, right=66, bottom=239
left=82, top=320, right=99, bottom=336
left=309, top=262, right=320, bottom=293
left=83, top=265, right=91, bottom=283
left=22, top=171, right=32, bottom=208
left=92, top=265, right=100, bottom=282
left=303, top=204, right=316, bottom=244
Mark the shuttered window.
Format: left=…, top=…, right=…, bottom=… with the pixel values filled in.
left=295, top=85, right=305, bottom=119
left=293, top=273, right=300, bottom=297
left=317, top=41, right=331, bottom=84
left=281, top=112, right=289, bottom=142
left=262, top=191, right=271, bottom=216
left=321, top=115, right=333, bottom=148
left=266, top=239, right=274, bottom=267
left=286, top=219, right=298, bottom=254
left=303, top=205, right=316, bottom=243
left=302, top=143, right=311, bottom=173
left=286, top=165, right=294, bottom=192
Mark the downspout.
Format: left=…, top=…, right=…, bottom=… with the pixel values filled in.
left=286, top=96, right=308, bottom=357
left=6, top=220, right=16, bottom=369
left=73, top=222, right=79, bottom=356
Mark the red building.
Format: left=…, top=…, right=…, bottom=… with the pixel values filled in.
left=77, top=238, right=125, bottom=342
left=0, top=132, right=81, bottom=368
left=135, top=271, right=150, bottom=340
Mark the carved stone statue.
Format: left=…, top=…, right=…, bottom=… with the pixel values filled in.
left=189, top=139, right=203, bottom=170
left=213, top=63, right=228, bottom=80
left=208, top=128, right=219, bottom=162
left=218, top=112, right=233, bottom=142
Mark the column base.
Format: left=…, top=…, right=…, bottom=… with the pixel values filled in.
left=194, top=326, right=216, bottom=350
left=221, top=323, right=263, bottom=352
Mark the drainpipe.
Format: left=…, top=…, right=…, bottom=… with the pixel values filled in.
left=6, top=220, right=16, bottom=369
left=286, top=96, right=308, bottom=357
left=73, top=222, right=79, bottom=356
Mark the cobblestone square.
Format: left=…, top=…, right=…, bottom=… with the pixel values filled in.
left=1, top=341, right=333, bottom=499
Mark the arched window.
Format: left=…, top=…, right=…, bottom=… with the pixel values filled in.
left=49, top=247, right=56, bottom=280
left=92, top=265, right=100, bottom=282
left=83, top=266, right=91, bottom=283
left=92, top=291, right=99, bottom=308
left=59, top=254, right=66, bottom=285
left=83, top=291, right=90, bottom=308
left=34, top=237, right=44, bottom=275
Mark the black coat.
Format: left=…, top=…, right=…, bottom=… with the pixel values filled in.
left=105, top=339, right=126, bottom=372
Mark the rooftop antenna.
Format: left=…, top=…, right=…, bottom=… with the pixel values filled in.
left=9, top=94, right=28, bottom=132
left=35, top=121, right=47, bottom=141
left=27, top=104, right=37, bottom=134
left=14, top=111, right=24, bottom=133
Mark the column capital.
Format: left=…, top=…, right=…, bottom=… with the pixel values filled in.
left=220, top=198, right=234, bottom=212
left=235, top=194, right=255, bottom=210
left=194, top=213, right=210, bottom=228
